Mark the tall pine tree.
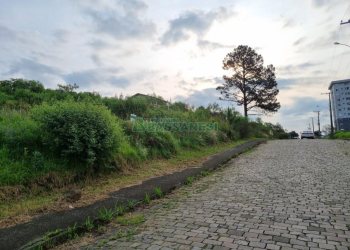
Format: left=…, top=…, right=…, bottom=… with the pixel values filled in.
left=217, top=45, right=280, bottom=117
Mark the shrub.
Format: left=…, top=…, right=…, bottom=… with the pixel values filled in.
left=0, top=147, right=30, bottom=185
left=178, top=133, right=205, bottom=149
left=31, top=101, right=129, bottom=169
left=0, top=109, right=41, bottom=156
left=124, top=121, right=179, bottom=159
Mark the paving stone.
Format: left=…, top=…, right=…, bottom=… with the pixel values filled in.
left=273, top=236, right=290, bottom=244
left=82, top=141, right=350, bottom=250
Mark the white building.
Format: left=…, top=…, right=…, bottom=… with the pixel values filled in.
left=329, top=79, right=350, bottom=131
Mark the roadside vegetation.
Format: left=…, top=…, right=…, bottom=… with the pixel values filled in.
left=0, top=79, right=289, bottom=223
left=333, top=131, right=350, bottom=139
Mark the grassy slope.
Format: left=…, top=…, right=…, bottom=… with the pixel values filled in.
left=0, top=140, right=247, bottom=228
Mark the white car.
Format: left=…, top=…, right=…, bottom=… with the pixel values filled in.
left=300, top=131, right=315, bottom=139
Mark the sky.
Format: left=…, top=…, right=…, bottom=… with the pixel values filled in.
left=1, top=0, right=350, bottom=133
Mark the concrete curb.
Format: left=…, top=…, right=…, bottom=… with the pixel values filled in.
left=0, top=139, right=266, bottom=250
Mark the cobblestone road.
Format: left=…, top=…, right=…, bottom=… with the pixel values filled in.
left=85, top=140, right=350, bottom=250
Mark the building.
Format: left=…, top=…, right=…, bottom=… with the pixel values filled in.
left=329, top=79, right=350, bottom=131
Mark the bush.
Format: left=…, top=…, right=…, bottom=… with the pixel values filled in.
left=0, top=109, right=41, bottom=156
left=124, top=121, right=179, bottom=159
left=31, top=101, right=129, bottom=169
left=0, top=147, right=30, bottom=185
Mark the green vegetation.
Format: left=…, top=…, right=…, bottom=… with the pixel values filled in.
left=98, top=207, right=114, bottom=222
left=116, top=213, right=145, bottom=226
left=0, top=78, right=288, bottom=198
left=144, top=193, right=151, bottom=204
left=67, top=223, right=78, bottom=240
left=153, top=187, right=163, bottom=198
left=114, top=204, right=126, bottom=215
left=84, top=217, right=94, bottom=231
left=185, top=176, right=195, bottom=185
left=333, top=131, right=350, bottom=139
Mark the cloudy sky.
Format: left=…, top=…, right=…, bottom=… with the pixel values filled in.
left=1, top=0, right=350, bottom=132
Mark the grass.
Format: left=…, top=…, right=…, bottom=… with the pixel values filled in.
left=144, top=193, right=151, bottom=204
left=84, top=217, right=94, bottom=231
left=333, top=131, right=350, bottom=139
left=200, top=170, right=210, bottom=177
left=153, top=187, right=163, bottom=198
left=0, top=140, right=247, bottom=227
left=108, top=228, right=137, bottom=241
left=114, top=204, right=126, bottom=215
left=98, top=208, right=114, bottom=222
left=115, top=213, right=145, bottom=226
left=185, top=176, right=195, bottom=185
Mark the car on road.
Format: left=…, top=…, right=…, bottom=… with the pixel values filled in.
left=300, top=131, right=315, bottom=139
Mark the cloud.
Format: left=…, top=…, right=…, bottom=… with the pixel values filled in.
left=86, top=0, right=156, bottom=40
left=281, top=97, right=326, bottom=116
left=0, top=25, right=17, bottom=41
left=282, top=18, right=295, bottom=29
left=53, top=29, right=72, bottom=43
left=277, top=78, right=298, bottom=90
left=293, top=37, right=306, bottom=46
left=277, top=62, right=321, bottom=76
left=175, top=87, right=238, bottom=111
left=311, top=0, right=331, bottom=7
left=160, top=7, right=233, bottom=45
left=175, top=88, right=220, bottom=107
left=3, top=58, right=62, bottom=88
left=303, top=27, right=350, bottom=51
left=7, top=58, right=59, bottom=76
left=63, top=67, right=129, bottom=89
left=197, top=39, right=234, bottom=50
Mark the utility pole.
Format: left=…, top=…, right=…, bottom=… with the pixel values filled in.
left=313, top=110, right=320, bottom=133
left=341, top=19, right=350, bottom=25
left=321, top=92, right=334, bottom=135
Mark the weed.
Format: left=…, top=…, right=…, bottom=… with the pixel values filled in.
left=112, top=228, right=137, bottom=240
left=144, top=193, right=151, bottom=204
left=98, top=207, right=114, bottom=222
left=153, top=186, right=163, bottom=198
left=127, top=199, right=138, bottom=209
left=115, top=204, right=126, bottom=215
left=200, top=170, right=210, bottom=176
left=185, top=176, right=194, bottom=185
left=162, top=201, right=176, bottom=210
left=44, top=229, right=62, bottom=239
left=67, top=223, right=78, bottom=240
left=84, top=216, right=94, bottom=231
left=116, top=213, right=145, bottom=226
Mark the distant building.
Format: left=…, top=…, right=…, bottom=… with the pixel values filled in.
left=329, top=79, right=350, bottom=131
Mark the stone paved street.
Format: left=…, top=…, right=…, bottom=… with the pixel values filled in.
left=85, top=140, right=350, bottom=250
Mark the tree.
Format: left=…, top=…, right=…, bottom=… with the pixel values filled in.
left=57, top=83, right=79, bottom=92
left=217, top=45, right=280, bottom=117
left=288, top=131, right=299, bottom=139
